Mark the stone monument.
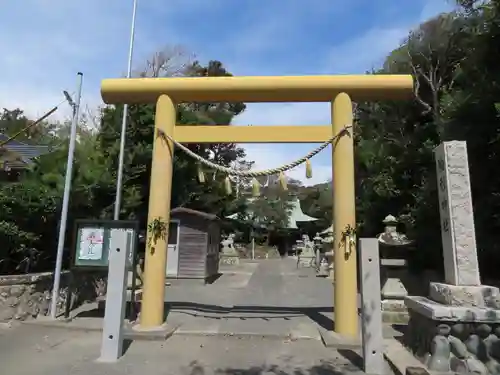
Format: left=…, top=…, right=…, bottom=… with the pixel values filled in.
left=436, top=141, right=480, bottom=286
left=219, top=233, right=240, bottom=265
left=403, top=141, right=500, bottom=374
left=377, top=214, right=414, bottom=323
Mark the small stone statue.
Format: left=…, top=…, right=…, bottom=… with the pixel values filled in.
left=466, top=325, right=499, bottom=375
left=490, top=327, right=500, bottom=361
left=221, top=233, right=238, bottom=255
left=449, top=335, right=487, bottom=375
left=427, top=325, right=451, bottom=372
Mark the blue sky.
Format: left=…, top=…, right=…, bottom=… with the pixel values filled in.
left=0, top=0, right=455, bottom=185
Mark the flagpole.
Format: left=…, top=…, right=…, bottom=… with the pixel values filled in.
left=113, top=0, right=138, bottom=220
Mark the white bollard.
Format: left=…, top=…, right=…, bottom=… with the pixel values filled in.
left=98, top=229, right=132, bottom=363
left=359, top=238, right=386, bottom=375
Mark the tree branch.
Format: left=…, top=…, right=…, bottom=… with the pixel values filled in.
left=407, top=51, right=433, bottom=114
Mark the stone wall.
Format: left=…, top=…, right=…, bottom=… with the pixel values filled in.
left=0, top=271, right=106, bottom=322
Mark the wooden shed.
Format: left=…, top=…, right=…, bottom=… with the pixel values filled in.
left=165, top=207, right=220, bottom=281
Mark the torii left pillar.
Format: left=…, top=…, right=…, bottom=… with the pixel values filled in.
left=140, top=94, right=175, bottom=328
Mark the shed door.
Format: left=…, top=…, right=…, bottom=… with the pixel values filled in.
left=166, top=220, right=180, bottom=277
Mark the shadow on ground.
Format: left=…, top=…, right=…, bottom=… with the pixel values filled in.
left=73, top=302, right=337, bottom=331
left=187, top=360, right=360, bottom=375
left=122, top=338, right=133, bottom=355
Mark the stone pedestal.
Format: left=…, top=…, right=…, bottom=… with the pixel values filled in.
left=219, top=252, right=239, bottom=265
left=298, top=245, right=315, bottom=267
left=319, top=232, right=334, bottom=278
left=323, top=251, right=334, bottom=279
left=219, top=234, right=240, bottom=265
left=380, top=258, right=411, bottom=323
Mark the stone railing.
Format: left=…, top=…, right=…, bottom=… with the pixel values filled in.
left=0, top=271, right=106, bottom=322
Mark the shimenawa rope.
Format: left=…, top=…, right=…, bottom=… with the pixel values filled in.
left=158, top=124, right=352, bottom=195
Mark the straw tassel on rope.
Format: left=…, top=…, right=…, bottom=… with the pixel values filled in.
left=160, top=125, right=351, bottom=198
left=197, top=163, right=205, bottom=183
left=278, top=172, right=288, bottom=191
left=305, top=159, right=312, bottom=179
left=251, top=178, right=260, bottom=197
left=224, top=176, right=232, bottom=195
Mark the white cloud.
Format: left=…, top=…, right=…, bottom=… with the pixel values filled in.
left=235, top=0, right=456, bottom=186
left=0, top=0, right=219, bottom=121
left=323, top=0, right=456, bottom=74
left=233, top=103, right=331, bottom=126
left=0, top=84, right=76, bottom=123
left=233, top=103, right=333, bottom=186
left=244, top=143, right=333, bottom=186
left=324, top=27, right=410, bottom=74
left=225, top=0, right=358, bottom=57
left=0, top=1, right=127, bottom=120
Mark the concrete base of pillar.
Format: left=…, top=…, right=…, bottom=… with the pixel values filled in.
left=219, top=254, right=240, bottom=265
left=319, top=329, right=360, bottom=349
left=298, top=255, right=315, bottom=267
left=131, top=322, right=178, bottom=341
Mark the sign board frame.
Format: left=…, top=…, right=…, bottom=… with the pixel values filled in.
left=70, top=219, right=139, bottom=271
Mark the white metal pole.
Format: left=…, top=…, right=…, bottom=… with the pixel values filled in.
left=50, top=72, right=83, bottom=319
left=113, top=0, right=138, bottom=220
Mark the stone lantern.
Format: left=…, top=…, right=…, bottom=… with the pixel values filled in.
left=377, top=214, right=414, bottom=323
left=313, top=233, right=322, bottom=267
left=313, top=233, right=322, bottom=246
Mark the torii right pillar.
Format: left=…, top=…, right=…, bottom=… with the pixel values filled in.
left=332, top=92, right=358, bottom=338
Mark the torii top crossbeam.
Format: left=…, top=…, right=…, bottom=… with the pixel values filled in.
left=101, top=74, right=414, bottom=104
left=101, top=75, right=414, bottom=144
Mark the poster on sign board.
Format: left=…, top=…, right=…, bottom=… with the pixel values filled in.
left=78, top=228, right=105, bottom=261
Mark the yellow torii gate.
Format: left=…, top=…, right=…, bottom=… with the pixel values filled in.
left=101, top=74, right=414, bottom=338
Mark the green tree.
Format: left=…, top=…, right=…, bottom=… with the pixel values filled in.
left=0, top=108, right=60, bottom=145
left=0, top=118, right=113, bottom=273
left=299, top=181, right=332, bottom=229
left=98, top=52, right=252, bottom=224
left=354, top=4, right=500, bottom=276
left=439, top=0, right=500, bottom=274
